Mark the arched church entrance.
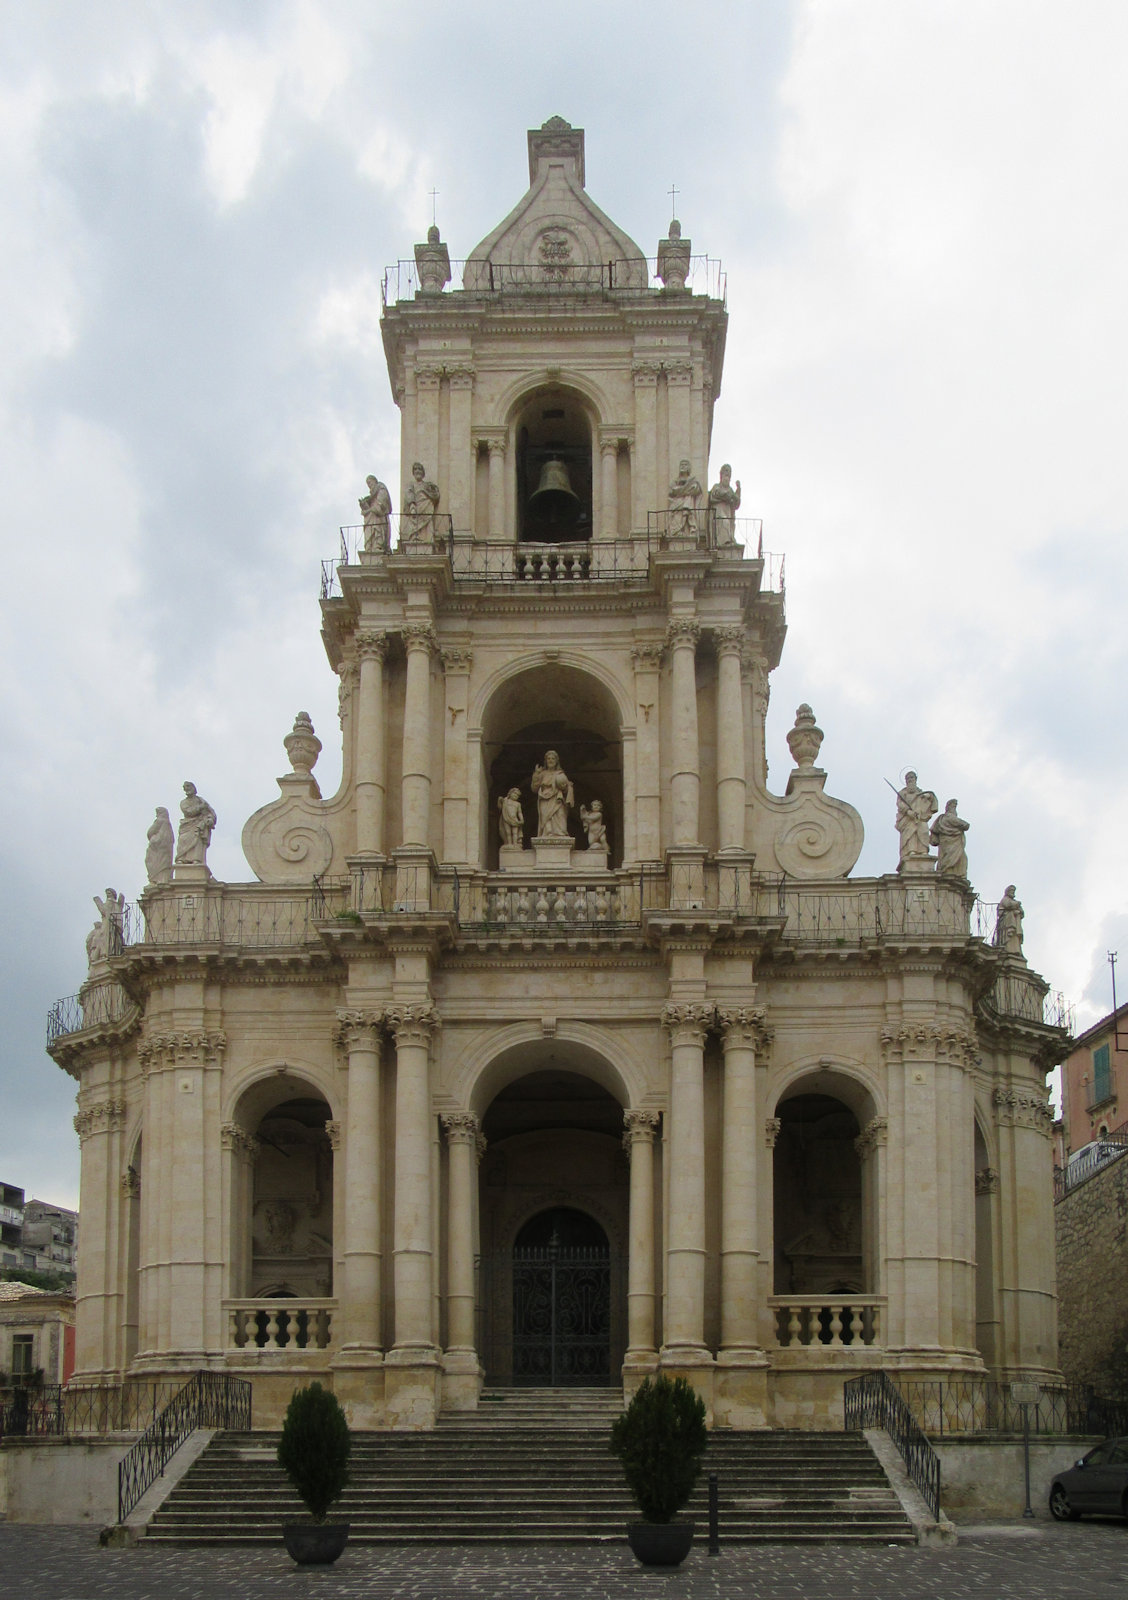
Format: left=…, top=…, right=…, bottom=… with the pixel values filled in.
left=477, top=1066, right=627, bottom=1386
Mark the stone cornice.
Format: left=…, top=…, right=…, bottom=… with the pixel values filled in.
left=73, top=1097, right=127, bottom=1141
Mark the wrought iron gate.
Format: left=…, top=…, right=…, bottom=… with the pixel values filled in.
left=511, top=1243, right=611, bottom=1386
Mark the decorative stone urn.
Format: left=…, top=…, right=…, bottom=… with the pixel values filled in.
left=283, top=712, right=322, bottom=778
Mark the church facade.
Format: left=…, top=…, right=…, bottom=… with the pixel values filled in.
left=50, top=120, right=1067, bottom=1430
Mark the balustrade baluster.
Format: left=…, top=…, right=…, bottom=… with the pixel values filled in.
left=787, top=1305, right=802, bottom=1347
left=828, top=1305, right=843, bottom=1346
left=265, top=1310, right=280, bottom=1349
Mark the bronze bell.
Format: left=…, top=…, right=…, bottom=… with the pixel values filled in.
left=527, top=457, right=581, bottom=527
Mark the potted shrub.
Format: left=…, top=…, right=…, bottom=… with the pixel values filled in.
left=609, top=1374, right=708, bottom=1566
left=277, top=1381, right=351, bottom=1565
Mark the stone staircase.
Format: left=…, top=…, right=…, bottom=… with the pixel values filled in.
left=144, top=1386, right=916, bottom=1545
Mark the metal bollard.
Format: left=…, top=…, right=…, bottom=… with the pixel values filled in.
left=708, top=1471, right=720, bottom=1555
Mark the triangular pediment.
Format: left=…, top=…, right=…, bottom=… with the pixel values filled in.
left=464, top=118, right=647, bottom=292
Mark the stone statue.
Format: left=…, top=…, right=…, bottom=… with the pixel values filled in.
left=175, top=781, right=217, bottom=867
left=895, top=771, right=938, bottom=866
left=930, top=799, right=970, bottom=878
left=708, top=463, right=742, bottom=546
left=145, top=807, right=175, bottom=884
left=994, top=885, right=1024, bottom=954
left=86, top=888, right=123, bottom=965
left=497, top=788, right=524, bottom=848
left=359, top=475, right=391, bottom=552
left=403, top=461, right=440, bottom=544
left=667, top=459, right=702, bottom=539
left=656, top=218, right=691, bottom=291
left=580, top=800, right=607, bottom=848
left=531, top=751, right=574, bottom=839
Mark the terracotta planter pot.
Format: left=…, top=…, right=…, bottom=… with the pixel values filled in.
left=282, top=1521, right=350, bottom=1565
left=626, top=1520, right=695, bottom=1566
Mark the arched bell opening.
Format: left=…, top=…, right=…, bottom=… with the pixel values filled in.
left=772, top=1080, right=873, bottom=1348
left=477, top=1062, right=627, bottom=1386
left=514, top=386, right=594, bottom=544
left=480, top=663, right=623, bottom=869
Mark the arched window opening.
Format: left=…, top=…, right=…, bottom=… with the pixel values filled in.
left=514, top=388, right=593, bottom=544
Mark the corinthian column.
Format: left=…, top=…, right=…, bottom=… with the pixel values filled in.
left=623, top=1110, right=660, bottom=1361
left=599, top=434, right=619, bottom=539
left=441, top=1113, right=481, bottom=1363
left=335, top=1010, right=384, bottom=1353
left=666, top=620, right=701, bottom=847
left=354, top=632, right=387, bottom=855
left=388, top=1004, right=438, bottom=1353
left=662, top=1002, right=713, bottom=1355
left=400, top=624, right=436, bottom=849
left=714, top=627, right=747, bottom=853
left=717, top=1008, right=769, bottom=1354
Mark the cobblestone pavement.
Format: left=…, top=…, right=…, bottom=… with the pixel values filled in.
left=3, top=1522, right=1128, bottom=1600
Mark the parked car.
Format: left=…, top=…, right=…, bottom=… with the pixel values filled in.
left=1049, top=1438, right=1128, bottom=1521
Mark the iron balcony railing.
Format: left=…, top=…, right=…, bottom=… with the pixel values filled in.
left=47, top=982, right=135, bottom=1043
left=382, top=255, right=727, bottom=303
left=843, top=1371, right=941, bottom=1521
left=1054, top=1124, right=1128, bottom=1200
left=117, top=1370, right=251, bottom=1524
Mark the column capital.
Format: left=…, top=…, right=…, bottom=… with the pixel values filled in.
left=402, top=623, right=437, bottom=656
left=325, top=1119, right=343, bottom=1151
left=975, top=1166, right=999, bottom=1195
left=631, top=642, right=664, bottom=671
left=854, top=1115, right=888, bottom=1159
left=120, top=1164, right=141, bottom=1199
left=483, top=433, right=507, bottom=457
left=599, top=435, right=621, bottom=459
left=622, top=1108, right=660, bottom=1154
left=662, top=1001, right=714, bottom=1045
left=665, top=359, right=693, bottom=386
left=441, top=1111, right=481, bottom=1146
left=632, top=359, right=661, bottom=388
left=717, top=1006, right=772, bottom=1052
left=764, top=1116, right=782, bottom=1148
left=714, top=626, right=745, bottom=658
left=441, top=647, right=473, bottom=674
left=73, top=1096, right=127, bottom=1142
left=334, top=1008, right=385, bottom=1053
left=991, top=1085, right=1054, bottom=1136
left=355, top=630, right=388, bottom=662
left=388, top=1002, right=439, bottom=1046
left=664, top=618, right=700, bottom=652
left=138, top=1030, right=226, bottom=1076
left=220, top=1120, right=261, bottom=1164
left=447, top=365, right=475, bottom=391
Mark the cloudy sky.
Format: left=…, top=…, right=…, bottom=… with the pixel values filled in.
left=2, top=1, right=1125, bottom=1209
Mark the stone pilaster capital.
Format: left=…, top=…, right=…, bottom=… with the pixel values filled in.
left=599, top=435, right=621, bottom=459
left=447, top=365, right=475, bottom=390
left=622, top=1108, right=660, bottom=1154
left=764, top=1116, right=783, bottom=1148
left=325, top=1120, right=342, bottom=1151
left=632, top=359, right=661, bottom=388
left=975, top=1167, right=999, bottom=1196
left=138, top=1030, right=226, bottom=1075
left=334, top=1008, right=385, bottom=1054
left=717, top=1006, right=772, bottom=1053
left=442, top=1111, right=481, bottom=1147
left=120, top=1164, right=141, bottom=1199
left=414, top=364, right=442, bottom=390
left=664, top=359, right=693, bottom=385
left=714, top=626, right=745, bottom=658
left=220, top=1121, right=261, bottom=1164
left=630, top=643, right=664, bottom=672
left=387, top=1002, right=439, bottom=1046
left=402, top=623, right=437, bottom=657
left=854, top=1116, right=889, bottom=1159
left=441, top=648, right=473, bottom=675
left=661, top=1001, right=715, bottom=1046
left=73, top=1096, right=127, bottom=1141
left=991, top=1085, right=1054, bottom=1135
left=664, top=618, right=701, bottom=653
left=480, top=431, right=507, bottom=458
left=355, top=630, right=388, bottom=663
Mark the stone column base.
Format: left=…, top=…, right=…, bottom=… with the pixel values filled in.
left=714, top=1350, right=771, bottom=1429
left=441, top=1348, right=484, bottom=1412
left=622, top=1350, right=659, bottom=1401
left=658, top=1346, right=716, bottom=1425
left=330, top=1350, right=385, bottom=1430
left=383, top=1346, right=442, bottom=1429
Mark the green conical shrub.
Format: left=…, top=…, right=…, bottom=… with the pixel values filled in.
left=276, top=1381, right=351, bottom=1523
left=609, top=1374, right=708, bottom=1524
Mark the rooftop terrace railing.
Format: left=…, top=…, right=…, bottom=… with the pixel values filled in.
left=382, top=255, right=727, bottom=303
left=47, top=982, right=135, bottom=1043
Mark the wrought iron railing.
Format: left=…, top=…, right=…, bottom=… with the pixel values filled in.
left=117, top=1370, right=251, bottom=1524
left=382, top=255, right=727, bottom=302
left=891, top=1377, right=1128, bottom=1441
left=0, top=1380, right=189, bottom=1438
left=1055, top=1124, right=1128, bottom=1199
left=844, top=1370, right=941, bottom=1520
left=123, top=891, right=323, bottom=950
left=984, top=971, right=1074, bottom=1033
left=47, top=982, right=135, bottom=1043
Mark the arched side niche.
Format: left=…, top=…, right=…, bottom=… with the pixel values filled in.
left=480, top=661, right=624, bottom=867
left=512, top=384, right=595, bottom=544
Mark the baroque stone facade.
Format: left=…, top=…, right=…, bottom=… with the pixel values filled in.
left=48, top=120, right=1069, bottom=1431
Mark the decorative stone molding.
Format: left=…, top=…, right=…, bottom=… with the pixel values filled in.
left=992, top=1086, right=1054, bottom=1135
left=630, top=644, right=664, bottom=672
left=220, top=1121, right=261, bottom=1164
left=354, top=630, right=388, bottom=662
left=120, top=1165, right=141, bottom=1199
left=661, top=1002, right=715, bottom=1045
left=854, top=1116, right=889, bottom=1159
left=765, top=1117, right=783, bottom=1148
left=138, top=1031, right=226, bottom=1076
left=881, top=1024, right=979, bottom=1067
left=401, top=623, right=437, bottom=656
left=664, top=619, right=701, bottom=652
left=441, top=648, right=473, bottom=674
left=325, top=1120, right=342, bottom=1151
left=387, top=1003, right=439, bottom=1047
left=442, top=1111, right=481, bottom=1146
left=334, top=1008, right=385, bottom=1053
left=336, top=661, right=358, bottom=728
left=716, top=1006, right=773, bottom=1053
left=742, top=648, right=770, bottom=706
left=73, top=1097, right=127, bottom=1140
left=622, top=1108, right=661, bottom=1156
left=975, top=1167, right=999, bottom=1196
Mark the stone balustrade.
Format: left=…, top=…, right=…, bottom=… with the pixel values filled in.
left=224, top=1298, right=336, bottom=1353
left=768, top=1295, right=885, bottom=1349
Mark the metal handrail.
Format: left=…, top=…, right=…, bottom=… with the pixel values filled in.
left=117, top=1370, right=251, bottom=1524
left=843, top=1370, right=941, bottom=1520
left=892, top=1376, right=1128, bottom=1439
